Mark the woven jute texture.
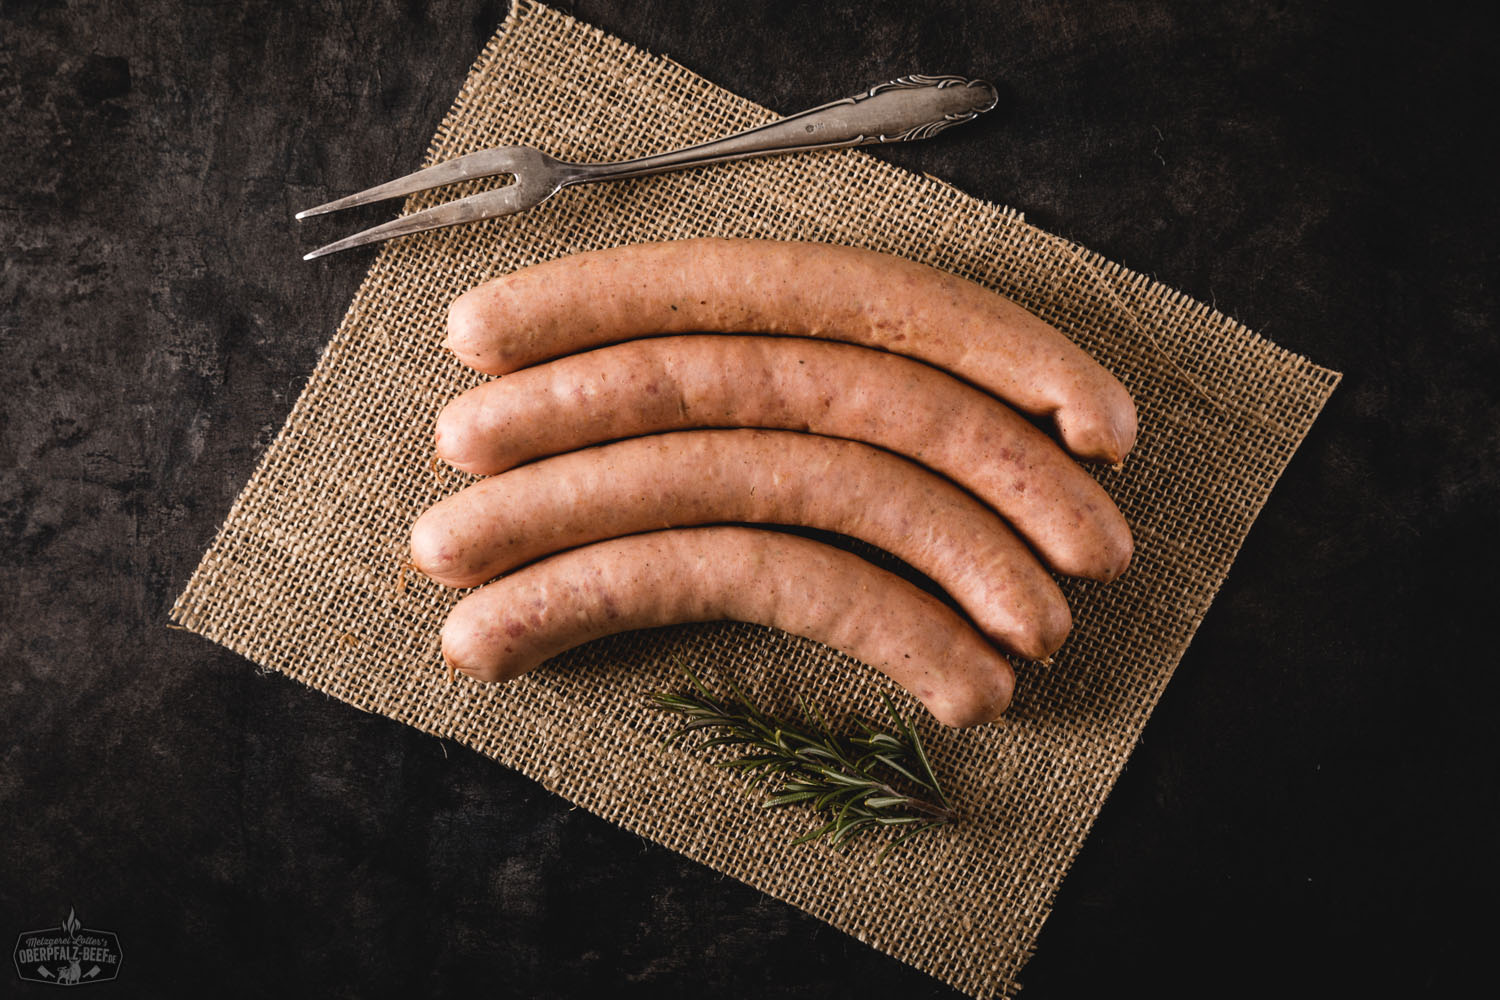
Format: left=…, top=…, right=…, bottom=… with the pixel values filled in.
left=172, top=3, right=1341, bottom=995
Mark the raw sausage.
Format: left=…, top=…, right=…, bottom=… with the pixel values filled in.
left=434, top=337, right=1131, bottom=581
left=415, top=428, right=1069, bottom=658
left=435, top=336, right=1133, bottom=582
left=445, top=239, right=1137, bottom=464
left=412, top=428, right=1072, bottom=660
left=440, top=526, right=1016, bottom=728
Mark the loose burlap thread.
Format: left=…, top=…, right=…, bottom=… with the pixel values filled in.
left=171, top=3, right=1341, bottom=996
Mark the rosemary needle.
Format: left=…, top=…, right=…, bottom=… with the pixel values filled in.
left=653, top=670, right=956, bottom=858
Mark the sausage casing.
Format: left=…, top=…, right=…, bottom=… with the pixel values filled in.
left=440, top=526, right=1017, bottom=728
left=413, top=428, right=1071, bottom=660
left=435, top=336, right=1132, bottom=582
left=446, top=239, right=1137, bottom=463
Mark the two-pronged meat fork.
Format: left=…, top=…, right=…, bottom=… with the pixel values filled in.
left=296, top=74, right=998, bottom=260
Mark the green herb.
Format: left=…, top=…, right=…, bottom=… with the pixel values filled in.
left=653, top=669, right=956, bottom=859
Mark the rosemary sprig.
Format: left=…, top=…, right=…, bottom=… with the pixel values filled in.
left=653, top=670, right=956, bottom=859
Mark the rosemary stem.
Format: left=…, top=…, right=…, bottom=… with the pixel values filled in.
left=652, top=670, right=958, bottom=856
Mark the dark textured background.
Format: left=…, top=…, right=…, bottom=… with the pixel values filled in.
left=3, top=1, right=1496, bottom=996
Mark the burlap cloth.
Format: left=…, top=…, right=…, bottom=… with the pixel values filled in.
left=171, top=3, right=1340, bottom=995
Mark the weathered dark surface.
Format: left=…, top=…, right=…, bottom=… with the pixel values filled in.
left=2, top=1, right=1494, bottom=996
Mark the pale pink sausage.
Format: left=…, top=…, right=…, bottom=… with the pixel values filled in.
left=435, top=336, right=1132, bottom=582
left=412, top=429, right=1071, bottom=660
left=446, top=239, right=1137, bottom=464
left=440, top=526, right=1016, bottom=728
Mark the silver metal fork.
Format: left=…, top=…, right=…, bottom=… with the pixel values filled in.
left=296, top=74, right=998, bottom=260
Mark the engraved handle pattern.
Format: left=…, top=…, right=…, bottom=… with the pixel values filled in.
left=861, top=74, right=1000, bottom=142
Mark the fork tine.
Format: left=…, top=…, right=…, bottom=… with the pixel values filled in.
left=294, top=147, right=522, bottom=219
left=301, top=183, right=535, bottom=260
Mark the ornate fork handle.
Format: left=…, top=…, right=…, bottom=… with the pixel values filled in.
left=561, top=75, right=998, bottom=186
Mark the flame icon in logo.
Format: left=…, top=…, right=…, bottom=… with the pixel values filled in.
left=62, top=909, right=80, bottom=939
